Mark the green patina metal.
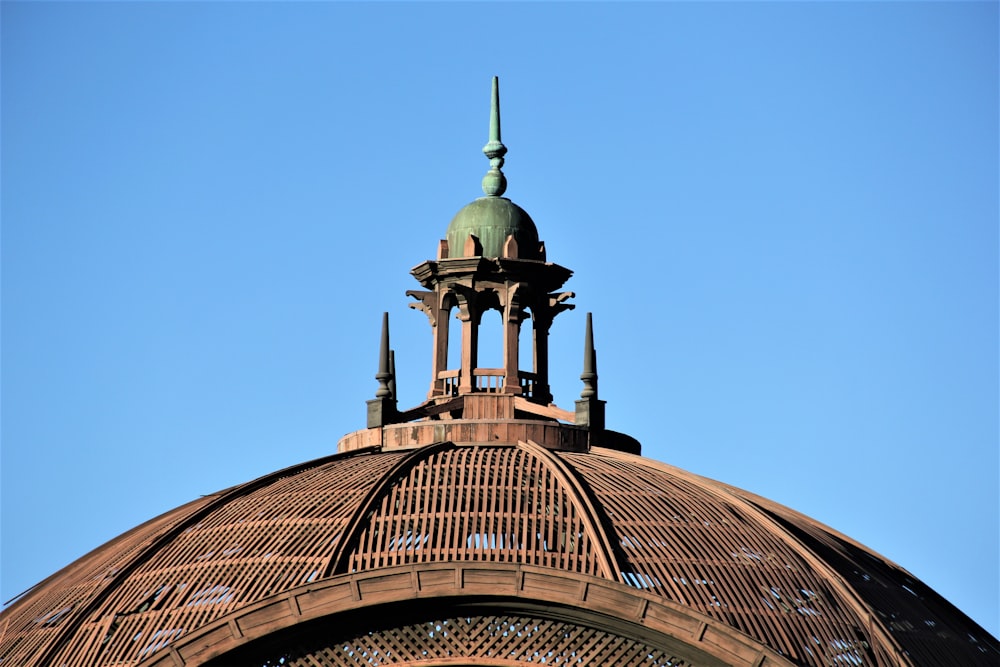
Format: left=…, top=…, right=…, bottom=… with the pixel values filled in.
left=445, top=76, right=541, bottom=260
left=481, top=76, right=507, bottom=197
left=446, top=196, right=540, bottom=259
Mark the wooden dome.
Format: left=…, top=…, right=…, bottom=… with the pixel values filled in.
left=2, top=436, right=996, bottom=666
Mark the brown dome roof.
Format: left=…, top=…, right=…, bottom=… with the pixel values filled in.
left=2, top=438, right=996, bottom=667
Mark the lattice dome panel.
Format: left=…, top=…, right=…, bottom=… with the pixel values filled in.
left=345, top=444, right=607, bottom=577
left=1, top=451, right=408, bottom=667
left=0, top=497, right=213, bottom=667
left=221, top=613, right=697, bottom=667
left=562, top=448, right=998, bottom=666
left=562, top=451, right=877, bottom=667
left=744, top=494, right=1000, bottom=665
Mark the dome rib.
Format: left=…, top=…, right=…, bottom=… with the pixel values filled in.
left=563, top=448, right=897, bottom=667
left=708, top=496, right=912, bottom=665
left=0, top=496, right=215, bottom=667
left=516, top=439, right=621, bottom=581
left=324, top=441, right=455, bottom=577
left=338, top=443, right=615, bottom=576
left=615, top=450, right=933, bottom=665
left=730, top=485, right=998, bottom=665
left=704, top=484, right=911, bottom=665
left=25, top=448, right=377, bottom=667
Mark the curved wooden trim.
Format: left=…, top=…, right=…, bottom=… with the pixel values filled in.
left=516, top=439, right=621, bottom=581
left=592, top=446, right=917, bottom=667
left=323, top=441, right=456, bottom=577
left=32, top=447, right=381, bottom=667
left=135, top=563, right=795, bottom=667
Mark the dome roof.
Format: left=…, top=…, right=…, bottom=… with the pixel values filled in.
left=445, top=196, right=541, bottom=259
left=2, top=441, right=996, bottom=667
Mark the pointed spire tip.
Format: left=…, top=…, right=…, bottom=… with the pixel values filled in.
left=482, top=76, right=507, bottom=197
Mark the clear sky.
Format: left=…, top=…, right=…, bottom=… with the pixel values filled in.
left=2, top=1, right=997, bottom=639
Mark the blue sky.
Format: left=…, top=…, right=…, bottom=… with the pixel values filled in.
left=2, top=1, right=997, bottom=638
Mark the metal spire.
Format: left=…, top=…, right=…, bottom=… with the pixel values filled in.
left=481, top=76, right=508, bottom=197
left=580, top=312, right=598, bottom=399
left=375, top=312, right=392, bottom=399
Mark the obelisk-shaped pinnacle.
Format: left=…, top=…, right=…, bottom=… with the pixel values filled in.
left=375, top=312, right=393, bottom=399
left=580, top=312, right=598, bottom=399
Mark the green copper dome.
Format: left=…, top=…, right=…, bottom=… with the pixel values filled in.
left=446, top=196, right=540, bottom=259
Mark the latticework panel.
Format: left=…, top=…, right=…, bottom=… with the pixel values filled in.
left=5, top=451, right=409, bottom=667
left=347, top=445, right=605, bottom=576
left=0, top=496, right=213, bottom=667
left=6, top=442, right=996, bottom=667
left=69, top=451, right=406, bottom=667
left=234, top=613, right=698, bottom=666
left=562, top=451, right=879, bottom=667
left=740, top=493, right=1000, bottom=665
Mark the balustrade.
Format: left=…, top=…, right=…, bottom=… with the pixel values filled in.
left=435, top=369, right=539, bottom=398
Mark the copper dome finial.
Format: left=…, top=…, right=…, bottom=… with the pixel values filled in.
left=481, top=76, right=508, bottom=197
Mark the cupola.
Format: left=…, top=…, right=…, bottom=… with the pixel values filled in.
left=348, top=76, right=635, bottom=455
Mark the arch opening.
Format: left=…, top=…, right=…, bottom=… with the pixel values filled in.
left=518, top=307, right=533, bottom=375
left=476, top=308, right=504, bottom=391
